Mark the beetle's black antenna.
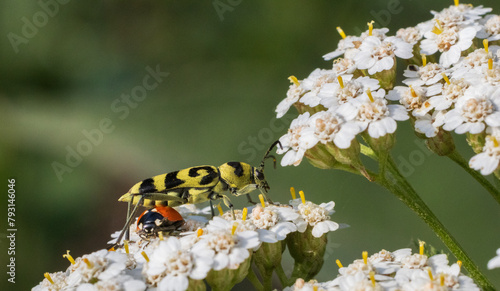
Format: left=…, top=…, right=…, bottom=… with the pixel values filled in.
left=259, top=140, right=282, bottom=170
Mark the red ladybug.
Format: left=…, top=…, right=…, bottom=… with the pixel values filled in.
left=136, top=206, right=184, bottom=237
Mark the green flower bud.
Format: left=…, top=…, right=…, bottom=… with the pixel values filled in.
left=253, top=241, right=285, bottom=278
left=371, top=56, right=396, bottom=90
left=187, top=279, right=206, bottom=291
left=286, top=225, right=327, bottom=281
left=426, top=128, right=456, bottom=156
left=205, top=254, right=252, bottom=291
left=467, top=132, right=486, bottom=154
left=304, top=143, right=339, bottom=169
left=324, top=140, right=372, bottom=181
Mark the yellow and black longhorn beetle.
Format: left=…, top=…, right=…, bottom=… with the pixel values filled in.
left=114, top=141, right=282, bottom=245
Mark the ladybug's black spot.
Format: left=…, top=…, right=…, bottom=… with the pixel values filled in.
left=164, top=171, right=184, bottom=189
left=139, top=178, right=156, bottom=193
left=227, top=162, right=244, bottom=177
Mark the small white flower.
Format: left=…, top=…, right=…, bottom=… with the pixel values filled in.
left=337, top=90, right=409, bottom=139
left=469, top=132, right=500, bottom=175
left=299, top=69, right=337, bottom=107
left=192, top=228, right=258, bottom=270
left=487, top=248, right=500, bottom=269
left=338, top=271, right=382, bottom=291
left=403, top=63, right=446, bottom=86
left=318, top=75, right=380, bottom=109
left=143, top=237, right=212, bottom=291
left=32, top=272, right=68, bottom=291
left=396, top=26, right=424, bottom=45
left=278, top=112, right=317, bottom=166
left=323, top=35, right=362, bottom=61
left=68, top=249, right=109, bottom=284
left=293, top=201, right=339, bottom=238
left=451, top=47, right=500, bottom=79
left=276, top=80, right=305, bottom=118
left=251, top=205, right=298, bottom=241
left=431, top=4, right=491, bottom=27
left=369, top=248, right=412, bottom=275
left=387, top=84, right=442, bottom=116
left=354, top=36, right=413, bottom=75
left=401, top=253, right=428, bottom=269
left=414, top=111, right=446, bottom=138
left=308, top=110, right=359, bottom=149
left=420, top=26, right=476, bottom=68
left=332, top=57, right=357, bottom=75
left=477, top=14, right=500, bottom=41
left=443, top=85, right=500, bottom=134
left=283, top=278, right=328, bottom=291
left=428, top=78, right=470, bottom=110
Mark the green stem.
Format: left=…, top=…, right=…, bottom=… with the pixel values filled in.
left=246, top=266, right=264, bottom=291
left=275, top=264, right=291, bottom=288
left=379, top=156, right=495, bottom=290
left=262, top=272, right=272, bottom=291
left=446, top=149, right=500, bottom=205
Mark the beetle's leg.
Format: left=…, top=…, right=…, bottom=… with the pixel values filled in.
left=222, top=195, right=235, bottom=220
left=245, top=194, right=257, bottom=205
left=209, top=200, right=215, bottom=218
left=260, top=190, right=274, bottom=204
left=125, top=200, right=133, bottom=241
left=113, top=195, right=145, bottom=248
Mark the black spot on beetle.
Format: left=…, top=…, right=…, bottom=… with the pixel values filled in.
left=188, top=166, right=213, bottom=177
left=199, top=167, right=219, bottom=185
left=227, top=162, right=244, bottom=177
left=139, top=178, right=157, bottom=193
left=164, top=171, right=184, bottom=189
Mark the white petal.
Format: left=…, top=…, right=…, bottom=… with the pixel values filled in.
left=486, top=112, right=500, bottom=127
left=124, top=280, right=147, bottom=291
left=470, top=153, right=500, bottom=175
left=257, top=228, right=278, bottom=243
left=388, top=105, right=409, bottom=121
left=228, top=248, right=250, bottom=269
left=236, top=231, right=261, bottom=249
left=420, top=39, right=438, bottom=55
left=440, top=46, right=461, bottom=68
left=269, top=222, right=297, bottom=240
left=311, top=221, right=339, bottom=238
left=213, top=253, right=229, bottom=271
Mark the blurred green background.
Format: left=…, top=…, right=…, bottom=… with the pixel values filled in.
left=1, top=0, right=500, bottom=290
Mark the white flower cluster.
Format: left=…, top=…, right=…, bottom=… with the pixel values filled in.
left=33, top=250, right=146, bottom=291
left=33, top=196, right=339, bottom=291
left=285, top=248, right=479, bottom=291
left=275, top=2, right=500, bottom=176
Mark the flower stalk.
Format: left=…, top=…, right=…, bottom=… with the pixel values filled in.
left=375, top=155, right=495, bottom=290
